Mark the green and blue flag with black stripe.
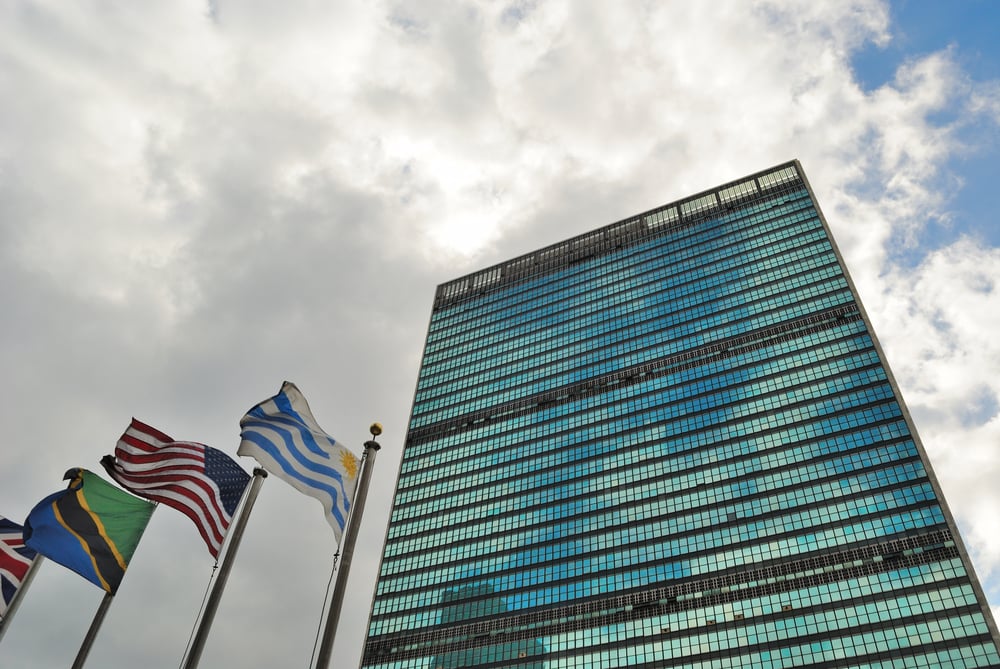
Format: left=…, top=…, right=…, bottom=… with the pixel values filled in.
left=24, top=468, right=154, bottom=594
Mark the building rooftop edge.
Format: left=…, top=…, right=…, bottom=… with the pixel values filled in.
left=433, top=159, right=804, bottom=310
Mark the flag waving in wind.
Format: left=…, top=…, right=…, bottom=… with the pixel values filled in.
left=101, top=419, right=251, bottom=559
left=24, top=469, right=154, bottom=594
left=238, top=382, right=359, bottom=541
left=1, top=516, right=37, bottom=618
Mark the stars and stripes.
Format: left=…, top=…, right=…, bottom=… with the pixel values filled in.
left=238, top=382, right=359, bottom=542
left=102, top=419, right=251, bottom=559
left=1, top=516, right=37, bottom=618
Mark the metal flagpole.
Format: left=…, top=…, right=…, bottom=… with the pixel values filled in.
left=0, top=555, right=44, bottom=644
left=313, top=424, right=382, bottom=669
left=71, top=590, right=114, bottom=669
left=181, top=467, right=268, bottom=669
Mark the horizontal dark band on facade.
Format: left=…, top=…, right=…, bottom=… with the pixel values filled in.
left=363, top=529, right=957, bottom=663
left=405, top=607, right=989, bottom=669
left=391, top=401, right=911, bottom=542
left=491, top=609, right=990, bottom=669
left=406, top=304, right=862, bottom=445
left=398, top=321, right=876, bottom=512
left=623, top=632, right=995, bottom=669
left=419, top=206, right=828, bottom=394
left=433, top=162, right=804, bottom=310
left=414, top=227, right=843, bottom=402
left=374, top=495, right=941, bottom=629
left=374, top=443, right=922, bottom=584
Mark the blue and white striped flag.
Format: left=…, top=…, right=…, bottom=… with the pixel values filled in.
left=238, top=382, right=360, bottom=541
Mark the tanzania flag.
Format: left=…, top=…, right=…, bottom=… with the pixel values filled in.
left=24, top=468, right=154, bottom=594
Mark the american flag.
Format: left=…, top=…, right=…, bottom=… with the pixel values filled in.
left=102, top=419, right=251, bottom=559
left=1, top=516, right=37, bottom=617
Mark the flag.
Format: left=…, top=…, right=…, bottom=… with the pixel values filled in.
left=24, top=468, right=154, bottom=594
left=238, top=381, right=359, bottom=541
left=101, top=419, right=251, bottom=559
left=1, top=516, right=37, bottom=618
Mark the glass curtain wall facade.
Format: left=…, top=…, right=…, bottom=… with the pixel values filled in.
left=361, top=161, right=1000, bottom=668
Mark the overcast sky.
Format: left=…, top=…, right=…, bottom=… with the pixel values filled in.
left=2, top=1, right=1000, bottom=667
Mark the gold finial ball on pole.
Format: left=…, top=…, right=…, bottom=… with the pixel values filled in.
left=370, top=422, right=383, bottom=437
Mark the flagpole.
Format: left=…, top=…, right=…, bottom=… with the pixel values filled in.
left=68, top=477, right=157, bottom=668
left=71, top=590, right=114, bottom=669
left=0, top=555, right=44, bottom=644
left=181, top=467, right=268, bottom=669
left=313, top=424, right=382, bottom=669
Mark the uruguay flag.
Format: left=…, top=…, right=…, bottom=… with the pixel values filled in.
left=238, top=382, right=360, bottom=542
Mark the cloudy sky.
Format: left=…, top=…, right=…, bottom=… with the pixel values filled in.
left=2, top=1, right=999, bottom=667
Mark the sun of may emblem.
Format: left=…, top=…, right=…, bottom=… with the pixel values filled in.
left=341, top=450, right=359, bottom=480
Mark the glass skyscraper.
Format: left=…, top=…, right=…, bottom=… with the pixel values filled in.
left=361, top=161, right=1000, bottom=668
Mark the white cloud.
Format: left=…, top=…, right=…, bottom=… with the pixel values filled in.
left=875, top=239, right=1000, bottom=575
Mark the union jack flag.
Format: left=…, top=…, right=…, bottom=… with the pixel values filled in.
left=102, top=419, right=251, bottom=559
left=1, top=516, right=37, bottom=618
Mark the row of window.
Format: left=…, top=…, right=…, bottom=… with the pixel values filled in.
left=460, top=585, right=980, bottom=661
left=411, top=369, right=885, bottom=510
left=394, top=381, right=897, bottom=524
left=369, top=535, right=961, bottom=641
left=420, top=222, right=833, bottom=383
left=376, top=482, right=937, bottom=597
left=426, top=192, right=815, bottom=344
left=380, top=458, right=927, bottom=577
left=537, top=613, right=992, bottom=669
left=370, top=641, right=1000, bottom=669
left=397, top=350, right=886, bottom=507
left=375, top=558, right=970, bottom=660
left=386, top=424, right=913, bottom=556
left=419, top=246, right=844, bottom=402
left=431, top=185, right=813, bottom=317
left=425, top=223, right=829, bottom=379
left=391, top=441, right=921, bottom=575
left=401, top=320, right=875, bottom=468
left=427, top=194, right=815, bottom=335
left=369, top=506, right=946, bottom=630
left=659, top=564, right=972, bottom=638
left=401, top=359, right=880, bottom=500
left=415, top=262, right=847, bottom=412
left=388, top=403, right=908, bottom=543
left=410, top=287, right=857, bottom=428
left=423, top=258, right=844, bottom=412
